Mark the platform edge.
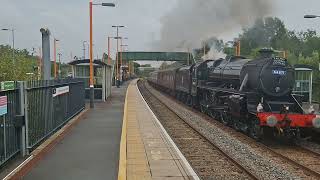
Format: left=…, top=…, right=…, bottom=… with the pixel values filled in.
left=117, top=85, right=129, bottom=180
left=136, top=81, right=200, bottom=180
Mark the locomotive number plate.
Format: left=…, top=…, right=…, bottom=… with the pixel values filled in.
left=272, top=70, right=286, bottom=75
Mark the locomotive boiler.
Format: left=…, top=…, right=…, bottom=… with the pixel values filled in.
left=208, top=49, right=295, bottom=97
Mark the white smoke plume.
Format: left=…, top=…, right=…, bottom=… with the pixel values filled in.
left=203, top=47, right=227, bottom=60
left=154, top=0, right=274, bottom=59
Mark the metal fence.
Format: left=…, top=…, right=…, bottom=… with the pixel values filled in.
left=0, top=84, right=20, bottom=166
left=25, top=79, right=85, bottom=149
left=0, top=78, right=85, bottom=166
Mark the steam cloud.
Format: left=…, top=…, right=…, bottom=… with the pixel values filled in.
left=154, top=0, right=274, bottom=58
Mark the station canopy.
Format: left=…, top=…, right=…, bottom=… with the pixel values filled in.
left=119, top=52, right=194, bottom=64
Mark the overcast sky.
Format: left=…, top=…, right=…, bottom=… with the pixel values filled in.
left=0, top=0, right=320, bottom=62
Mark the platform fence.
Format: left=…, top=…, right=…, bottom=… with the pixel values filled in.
left=0, top=78, right=85, bottom=166
left=25, top=79, right=85, bottom=149
left=0, top=83, right=20, bottom=166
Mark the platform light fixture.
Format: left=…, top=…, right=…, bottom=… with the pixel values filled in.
left=304, top=15, right=320, bottom=19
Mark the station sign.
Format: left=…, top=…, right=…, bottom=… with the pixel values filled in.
left=0, top=96, right=8, bottom=116
left=53, top=86, right=70, bottom=97
left=1, top=81, right=15, bottom=91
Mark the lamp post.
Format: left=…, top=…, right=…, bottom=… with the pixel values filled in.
left=121, top=43, right=128, bottom=80
left=119, top=37, right=128, bottom=85
left=121, top=44, right=128, bottom=80
left=107, top=36, right=115, bottom=65
left=112, top=25, right=125, bottom=88
left=107, top=36, right=117, bottom=64
left=304, top=14, right=320, bottom=103
left=58, top=53, right=62, bottom=78
left=53, top=38, right=60, bottom=79
left=120, top=43, right=128, bottom=65
left=38, top=47, right=42, bottom=80
left=87, top=43, right=90, bottom=59
left=108, top=37, right=111, bottom=64
left=203, top=42, right=206, bottom=58
left=82, top=40, right=87, bottom=59
left=89, top=1, right=115, bottom=108
left=304, top=14, right=320, bottom=71
left=120, top=37, right=128, bottom=66
left=1, top=28, right=15, bottom=72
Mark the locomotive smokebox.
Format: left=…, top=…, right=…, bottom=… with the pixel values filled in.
left=240, top=56, right=295, bottom=97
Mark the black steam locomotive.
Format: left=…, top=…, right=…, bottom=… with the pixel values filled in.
left=148, top=49, right=320, bottom=139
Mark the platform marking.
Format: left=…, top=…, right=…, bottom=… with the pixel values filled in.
left=136, top=84, right=200, bottom=180
left=117, top=86, right=129, bottom=180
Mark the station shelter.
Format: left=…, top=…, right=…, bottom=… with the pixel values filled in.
left=293, top=64, right=313, bottom=103
left=69, top=59, right=112, bottom=101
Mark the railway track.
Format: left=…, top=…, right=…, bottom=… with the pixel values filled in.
left=142, top=80, right=320, bottom=179
left=192, top=108, right=320, bottom=179
left=138, top=80, right=258, bottom=179
left=265, top=141, right=320, bottom=178
left=298, top=140, right=320, bottom=155
left=196, top=104, right=320, bottom=179
left=210, top=124, right=320, bottom=179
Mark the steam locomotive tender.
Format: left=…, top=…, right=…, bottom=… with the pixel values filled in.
left=148, top=49, right=320, bottom=139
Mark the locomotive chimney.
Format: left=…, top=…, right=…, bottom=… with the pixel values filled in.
left=258, top=48, right=274, bottom=58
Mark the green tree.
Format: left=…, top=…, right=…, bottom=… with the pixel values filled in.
left=239, top=17, right=287, bottom=56
left=0, top=45, right=38, bottom=81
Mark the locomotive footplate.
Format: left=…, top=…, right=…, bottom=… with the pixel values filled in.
left=277, top=116, right=292, bottom=127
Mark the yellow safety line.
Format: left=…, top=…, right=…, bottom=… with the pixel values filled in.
left=118, top=85, right=129, bottom=180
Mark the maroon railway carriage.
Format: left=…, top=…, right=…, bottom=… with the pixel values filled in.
left=149, top=71, right=158, bottom=85
left=156, top=68, right=178, bottom=95
left=175, top=65, right=195, bottom=104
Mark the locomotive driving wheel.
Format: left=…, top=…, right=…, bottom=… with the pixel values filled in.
left=220, top=111, right=229, bottom=125
left=187, top=96, right=192, bottom=107
left=249, top=117, right=262, bottom=140
left=200, top=104, right=207, bottom=114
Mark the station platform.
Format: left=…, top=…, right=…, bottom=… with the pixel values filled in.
left=20, top=82, right=129, bottom=180
left=3, top=79, right=198, bottom=180
left=119, top=80, right=198, bottom=180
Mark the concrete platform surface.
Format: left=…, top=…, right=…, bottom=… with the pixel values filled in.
left=23, top=82, right=129, bottom=180
left=122, top=80, right=198, bottom=180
